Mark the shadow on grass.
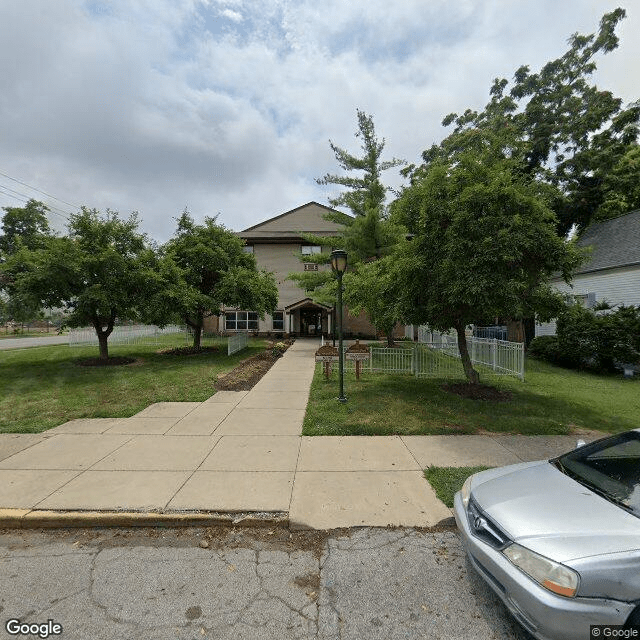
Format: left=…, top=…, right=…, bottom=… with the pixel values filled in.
left=0, top=340, right=266, bottom=433
left=303, top=361, right=636, bottom=436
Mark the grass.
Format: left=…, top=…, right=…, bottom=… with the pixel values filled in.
left=0, top=335, right=266, bottom=433
left=302, top=357, right=639, bottom=436
left=424, top=466, right=492, bottom=508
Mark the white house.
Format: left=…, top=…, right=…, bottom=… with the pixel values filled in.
left=536, top=210, right=640, bottom=336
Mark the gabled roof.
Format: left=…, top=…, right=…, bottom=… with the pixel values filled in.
left=238, top=202, right=352, bottom=242
left=576, top=210, right=640, bottom=274
left=284, top=298, right=332, bottom=312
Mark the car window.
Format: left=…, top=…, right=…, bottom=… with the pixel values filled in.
left=557, top=432, right=640, bottom=517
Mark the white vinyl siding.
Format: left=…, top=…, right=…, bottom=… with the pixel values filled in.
left=535, top=265, right=640, bottom=336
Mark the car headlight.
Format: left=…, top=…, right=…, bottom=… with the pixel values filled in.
left=460, top=476, right=472, bottom=508
left=503, top=543, right=579, bottom=598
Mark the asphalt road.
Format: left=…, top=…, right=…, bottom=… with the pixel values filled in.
left=0, top=335, right=68, bottom=350
left=0, top=526, right=533, bottom=640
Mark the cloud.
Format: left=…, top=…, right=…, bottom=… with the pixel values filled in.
left=0, top=0, right=637, bottom=243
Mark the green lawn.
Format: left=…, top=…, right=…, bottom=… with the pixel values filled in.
left=0, top=336, right=265, bottom=433
left=424, top=466, right=492, bottom=508
left=302, top=358, right=639, bottom=436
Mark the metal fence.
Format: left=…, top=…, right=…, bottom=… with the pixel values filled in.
left=227, top=332, right=249, bottom=356
left=473, top=325, right=508, bottom=341
left=68, top=324, right=187, bottom=347
left=334, top=337, right=524, bottom=381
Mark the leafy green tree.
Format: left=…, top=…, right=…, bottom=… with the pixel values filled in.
left=596, top=145, right=640, bottom=221
left=0, top=200, right=55, bottom=328
left=0, top=200, right=52, bottom=255
left=317, top=109, right=405, bottom=218
left=402, top=9, right=639, bottom=236
left=152, top=211, right=278, bottom=349
left=343, top=256, right=401, bottom=346
left=392, top=138, right=582, bottom=383
left=10, top=208, right=157, bottom=359
left=290, top=110, right=406, bottom=340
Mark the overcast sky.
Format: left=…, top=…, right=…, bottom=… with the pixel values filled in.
left=0, top=1, right=638, bottom=243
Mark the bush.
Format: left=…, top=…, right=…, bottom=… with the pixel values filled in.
left=527, top=335, right=560, bottom=363
left=552, top=303, right=640, bottom=372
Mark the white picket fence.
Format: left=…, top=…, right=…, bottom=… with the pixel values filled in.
left=335, top=334, right=524, bottom=381
left=68, top=324, right=186, bottom=347
left=227, top=332, right=248, bottom=356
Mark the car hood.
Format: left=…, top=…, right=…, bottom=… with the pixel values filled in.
left=472, top=461, right=640, bottom=563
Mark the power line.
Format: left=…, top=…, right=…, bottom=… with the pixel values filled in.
left=0, top=185, right=72, bottom=220
left=0, top=170, right=81, bottom=210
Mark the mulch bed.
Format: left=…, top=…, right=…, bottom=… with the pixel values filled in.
left=442, top=382, right=512, bottom=402
left=158, top=345, right=221, bottom=356
left=215, top=341, right=293, bottom=391
left=76, top=356, right=137, bottom=367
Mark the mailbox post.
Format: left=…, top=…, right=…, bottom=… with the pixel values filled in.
left=346, top=340, right=370, bottom=380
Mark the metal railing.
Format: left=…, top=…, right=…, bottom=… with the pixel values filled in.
left=417, top=328, right=524, bottom=380
left=331, top=337, right=524, bottom=381
left=69, top=324, right=187, bottom=347
left=227, top=332, right=249, bottom=356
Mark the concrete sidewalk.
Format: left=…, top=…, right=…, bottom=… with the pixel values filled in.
left=0, top=339, right=597, bottom=529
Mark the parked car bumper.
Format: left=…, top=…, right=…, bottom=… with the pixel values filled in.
left=453, top=492, right=634, bottom=640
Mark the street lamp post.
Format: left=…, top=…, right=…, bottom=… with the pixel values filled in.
left=330, top=249, right=348, bottom=403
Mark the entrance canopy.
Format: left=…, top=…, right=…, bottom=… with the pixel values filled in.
left=284, top=298, right=332, bottom=313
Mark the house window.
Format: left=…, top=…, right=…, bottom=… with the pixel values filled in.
left=272, top=311, right=284, bottom=331
left=225, top=311, right=258, bottom=331
left=304, top=263, right=318, bottom=271
left=301, top=245, right=321, bottom=255
left=242, top=245, right=254, bottom=254
left=573, top=293, right=596, bottom=309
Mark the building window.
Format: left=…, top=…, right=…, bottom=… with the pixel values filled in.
left=304, top=263, right=318, bottom=271
left=301, top=245, right=321, bottom=255
left=242, top=245, right=254, bottom=254
left=272, top=311, right=284, bottom=331
left=225, top=311, right=258, bottom=331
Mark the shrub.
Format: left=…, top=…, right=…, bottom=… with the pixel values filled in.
left=553, top=303, right=640, bottom=372
left=527, top=335, right=560, bottom=363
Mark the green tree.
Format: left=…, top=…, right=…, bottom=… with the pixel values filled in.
left=596, top=145, right=640, bottom=221
left=290, top=110, right=406, bottom=341
left=403, top=9, right=639, bottom=236
left=0, top=200, right=55, bottom=328
left=393, top=138, right=581, bottom=383
left=152, top=211, right=278, bottom=349
left=0, top=200, right=52, bottom=255
left=343, top=256, right=400, bottom=346
left=10, top=208, right=157, bottom=359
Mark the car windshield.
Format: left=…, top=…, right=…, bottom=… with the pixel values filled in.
left=555, top=432, right=640, bottom=518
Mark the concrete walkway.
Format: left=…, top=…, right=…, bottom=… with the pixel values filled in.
left=0, top=339, right=595, bottom=529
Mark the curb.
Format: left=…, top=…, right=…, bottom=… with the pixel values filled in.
left=0, top=509, right=289, bottom=530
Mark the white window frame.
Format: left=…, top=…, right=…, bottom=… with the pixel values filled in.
left=301, top=245, right=321, bottom=255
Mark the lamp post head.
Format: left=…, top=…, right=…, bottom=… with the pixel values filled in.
left=330, top=249, right=348, bottom=276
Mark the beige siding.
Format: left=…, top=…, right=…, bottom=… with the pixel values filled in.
left=254, top=242, right=331, bottom=309
left=247, top=203, right=346, bottom=233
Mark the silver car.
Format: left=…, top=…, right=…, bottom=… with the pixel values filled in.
left=454, top=429, right=640, bottom=640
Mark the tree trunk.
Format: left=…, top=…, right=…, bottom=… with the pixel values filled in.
left=97, top=330, right=109, bottom=360
left=192, top=325, right=202, bottom=350
left=454, top=321, right=479, bottom=384
left=93, top=310, right=115, bottom=361
left=386, top=328, right=395, bottom=348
